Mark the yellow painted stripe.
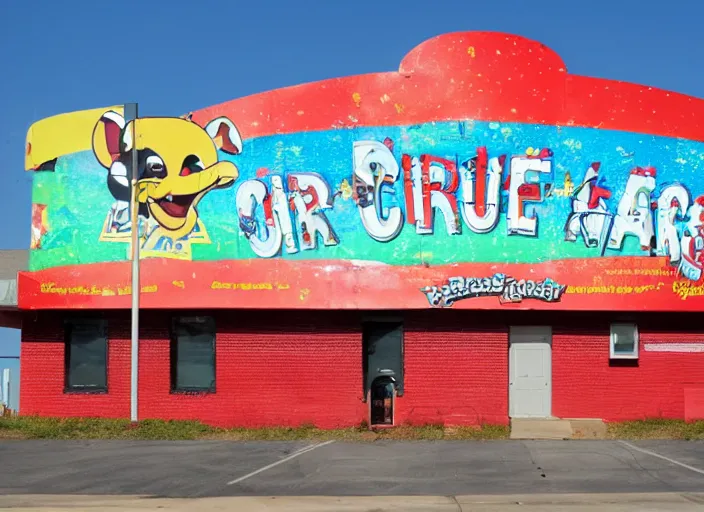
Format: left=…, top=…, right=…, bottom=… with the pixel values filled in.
left=25, top=105, right=124, bottom=170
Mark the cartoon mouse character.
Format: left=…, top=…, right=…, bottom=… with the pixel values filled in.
left=92, top=111, right=242, bottom=256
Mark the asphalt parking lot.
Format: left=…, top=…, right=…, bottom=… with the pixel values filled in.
left=0, top=439, right=703, bottom=498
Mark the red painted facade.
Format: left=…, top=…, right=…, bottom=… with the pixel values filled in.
left=19, top=311, right=704, bottom=426
left=552, top=317, right=704, bottom=422
left=16, top=31, right=704, bottom=427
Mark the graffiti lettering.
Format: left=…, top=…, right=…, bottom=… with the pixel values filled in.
left=352, top=140, right=403, bottom=242
left=677, top=196, right=704, bottom=281
left=608, top=167, right=657, bottom=251
left=236, top=179, right=284, bottom=258
left=563, top=161, right=704, bottom=282
left=673, top=281, right=704, bottom=300
left=420, top=273, right=566, bottom=308
left=236, top=173, right=338, bottom=258
left=506, top=148, right=554, bottom=236
left=564, top=162, right=613, bottom=249
left=460, top=147, right=504, bottom=234
left=402, top=153, right=461, bottom=235
left=655, top=183, right=689, bottom=263
left=271, top=175, right=298, bottom=255
left=200, top=134, right=704, bottom=286
left=287, top=173, right=339, bottom=251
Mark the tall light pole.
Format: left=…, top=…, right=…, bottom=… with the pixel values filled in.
left=125, top=103, right=140, bottom=423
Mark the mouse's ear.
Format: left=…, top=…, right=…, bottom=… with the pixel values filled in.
left=204, top=117, right=242, bottom=155
left=92, top=110, right=125, bottom=169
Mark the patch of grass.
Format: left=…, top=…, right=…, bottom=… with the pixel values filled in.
left=448, top=424, right=511, bottom=440
left=0, top=416, right=509, bottom=442
left=0, top=416, right=213, bottom=441
left=607, top=419, right=704, bottom=440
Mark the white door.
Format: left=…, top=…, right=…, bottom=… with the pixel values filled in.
left=509, top=326, right=552, bottom=418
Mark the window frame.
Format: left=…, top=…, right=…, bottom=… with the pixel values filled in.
left=63, top=317, right=109, bottom=394
left=169, top=315, right=217, bottom=394
left=609, top=322, right=639, bottom=359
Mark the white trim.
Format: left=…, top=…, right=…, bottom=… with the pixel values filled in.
left=644, top=343, right=704, bottom=353
left=610, top=323, right=639, bottom=359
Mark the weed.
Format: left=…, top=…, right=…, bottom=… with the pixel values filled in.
left=0, top=416, right=510, bottom=442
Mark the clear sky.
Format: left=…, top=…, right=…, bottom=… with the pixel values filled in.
left=0, top=0, right=702, bottom=402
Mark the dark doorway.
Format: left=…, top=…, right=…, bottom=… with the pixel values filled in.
left=370, top=377, right=395, bottom=426
left=363, top=321, right=403, bottom=426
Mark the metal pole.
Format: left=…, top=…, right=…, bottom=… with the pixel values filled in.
left=125, top=103, right=140, bottom=423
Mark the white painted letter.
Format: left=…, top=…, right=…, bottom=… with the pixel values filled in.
left=287, top=172, right=339, bottom=251
left=460, top=147, right=503, bottom=234
left=270, top=175, right=298, bottom=254
left=235, top=179, right=282, bottom=258
left=402, top=154, right=460, bottom=235
left=352, top=140, right=403, bottom=242
left=655, top=183, right=689, bottom=263
left=564, top=162, right=612, bottom=248
left=506, top=149, right=553, bottom=237
left=607, top=167, right=656, bottom=251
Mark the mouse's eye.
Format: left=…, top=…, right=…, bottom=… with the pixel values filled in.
left=180, top=155, right=204, bottom=176
left=145, top=155, right=166, bottom=178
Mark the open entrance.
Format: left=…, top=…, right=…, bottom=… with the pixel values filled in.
left=363, top=320, right=404, bottom=427
left=370, top=376, right=395, bottom=426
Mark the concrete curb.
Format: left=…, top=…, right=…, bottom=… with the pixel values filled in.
left=2, top=493, right=704, bottom=511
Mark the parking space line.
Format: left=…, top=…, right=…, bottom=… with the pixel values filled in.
left=618, top=441, right=704, bottom=476
left=227, top=440, right=335, bottom=485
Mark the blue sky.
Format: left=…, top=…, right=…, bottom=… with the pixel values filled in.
left=0, top=0, right=702, bottom=401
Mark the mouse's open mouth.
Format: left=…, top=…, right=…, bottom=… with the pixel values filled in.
left=156, top=193, right=198, bottom=218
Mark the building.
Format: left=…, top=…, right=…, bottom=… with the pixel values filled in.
left=8, top=31, right=704, bottom=429
left=0, top=250, right=25, bottom=412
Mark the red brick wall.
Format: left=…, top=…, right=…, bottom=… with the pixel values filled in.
left=20, top=311, right=130, bottom=418
left=20, top=310, right=368, bottom=428
left=397, top=315, right=509, bottom=426
left=19, top=310, right=510, bottom=427
left=551, top=314, right=704, bottom=421
left=137, top=311, right=367, bottom=428
left=20, top=310, right=704, bottom=426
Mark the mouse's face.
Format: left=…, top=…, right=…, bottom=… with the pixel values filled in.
left=92, top=112, right=242, bottom=239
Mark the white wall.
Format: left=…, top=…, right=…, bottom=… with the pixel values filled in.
left=0, top=327, right=20, bottom=411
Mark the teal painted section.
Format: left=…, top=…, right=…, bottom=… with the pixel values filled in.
left=28, top=120, right=704, bottom=274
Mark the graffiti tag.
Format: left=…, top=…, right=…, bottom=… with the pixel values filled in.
left=420, top=273, right=566, bottom=307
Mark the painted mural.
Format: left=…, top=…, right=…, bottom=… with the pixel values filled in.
left=18, top=31, right=704, bottom=311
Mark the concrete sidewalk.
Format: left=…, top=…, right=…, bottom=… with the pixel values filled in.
left=2, top=493, right=704, bottom=511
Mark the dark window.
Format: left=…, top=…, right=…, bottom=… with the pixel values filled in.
left=64, top=318, right=108, bottom=392
left=363, top=321, right=404, bottom=399
left=170, top=316, right=216, bottom=392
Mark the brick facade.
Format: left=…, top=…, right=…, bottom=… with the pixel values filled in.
left=398, top=318, right=508, bottom=426
left=19, top=310, right=704, bottom=427
left=552, top=314, right=704, bottom=421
